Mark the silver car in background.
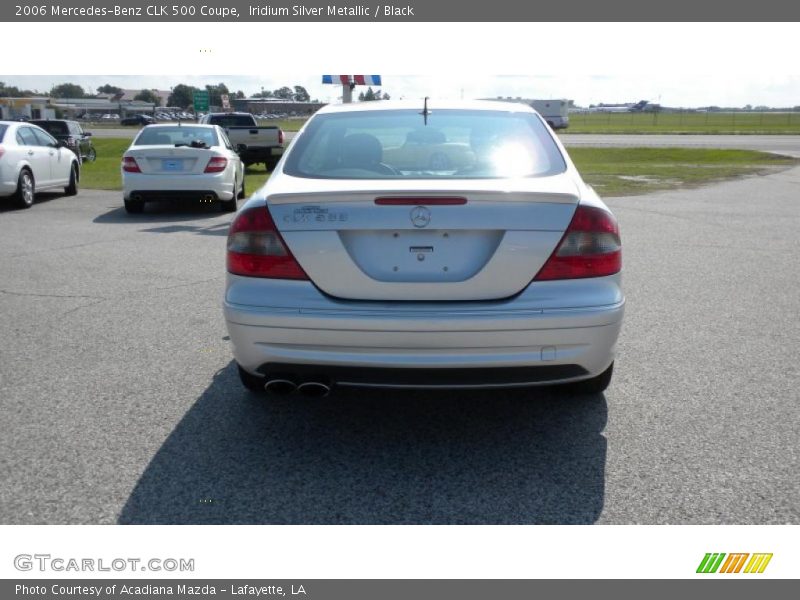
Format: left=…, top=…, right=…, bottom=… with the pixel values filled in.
left=224, top=101, right=624, bottom=397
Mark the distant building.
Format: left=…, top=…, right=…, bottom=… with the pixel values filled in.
left=0, top=97, right=56, bottom=120
left=125, top=89, right=170, bottom=106
left=49, top=97, right=156, bottom=118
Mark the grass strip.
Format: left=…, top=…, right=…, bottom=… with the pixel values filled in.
left=80, top=139, right=797, bottom=198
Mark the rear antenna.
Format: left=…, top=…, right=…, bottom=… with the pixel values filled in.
left=420, top=97, right=430, bottom=125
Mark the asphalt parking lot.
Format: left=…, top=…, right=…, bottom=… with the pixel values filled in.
left=1, top=169, right=798, bottom=524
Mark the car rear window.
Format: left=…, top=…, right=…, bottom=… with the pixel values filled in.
left=31, top=121, right=69, bottom=135
left=134, top=127, right=219, bottom=147
left=209, top=115, right=256, bottom=127
left=0, top=125, right=7, bottom=142
left=284, top=109, right=567, bottom=179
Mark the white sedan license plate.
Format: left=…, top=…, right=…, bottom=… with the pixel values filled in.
left=162, top=159, right=183, bottom=171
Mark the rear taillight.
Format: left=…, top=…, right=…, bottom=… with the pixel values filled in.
left=227, top=205, right=308, bottom=280
left=278, top=129, right=284, bottom=145
left=205, top=156, right=228, bottom=173
left=533, top=205, right=621, bottom=280
left=0, top=146, right=5, bottom=160
left=122, top=156, right=141, bottom=173
left=66, top=136, right=77, bottom=147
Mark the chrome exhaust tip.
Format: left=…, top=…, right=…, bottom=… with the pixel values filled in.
left=264, top=379, right=297, bottom=395
left=297, top=382, right=331, bottom=398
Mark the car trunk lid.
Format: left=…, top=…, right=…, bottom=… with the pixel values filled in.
left=267, top=174, right=581, bottom=301
left=125, top=145, right=215, bottom=175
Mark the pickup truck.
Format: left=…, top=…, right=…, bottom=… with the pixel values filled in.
left=198, top=112, right=284, bottom=169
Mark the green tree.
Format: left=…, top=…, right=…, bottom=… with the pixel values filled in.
left=167, top=84, right=198, bottom=109
left=134, top=89, right=161, bottom=106
left=293, top=85, right=310, bottom=102
left=205, top=82, right=230, bottom=107
left=51, top=83, right=86, bottom=98
left=97, top=84, right=123, bottom=95
left=273, top=86, right=294, bottom=100
left=359, top=87, right=380, bottom=101
left=0, top=81, right=35, bottom=97
left=235, top=90, right=245, bottom=99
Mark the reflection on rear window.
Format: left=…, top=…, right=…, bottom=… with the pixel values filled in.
left=284, top=109, right=566, bottom=179
left=134, top=127, right=219, bottom=147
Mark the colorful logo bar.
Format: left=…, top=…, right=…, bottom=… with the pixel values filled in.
left=696, top=553, right=773, bottom=574
left=322, top=75, right=382, bottom=86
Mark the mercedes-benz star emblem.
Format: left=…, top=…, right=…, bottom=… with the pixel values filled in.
left=410, top=206, right=431, bottom=228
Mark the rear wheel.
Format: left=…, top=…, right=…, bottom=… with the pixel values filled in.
left=124, top=197, right=144, bottom=213
left=237, top=365, right=266, bottom=392
left=64, top=163, right=78, bottom=196
left=561, top=362, right=614, bottom=396
left=237, top=177, right=246, bottom=199
left=85, top=147, right=96, bottom=162
left=13, top=169, right=35, bottom=209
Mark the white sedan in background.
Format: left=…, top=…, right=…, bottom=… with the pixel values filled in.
left=0, top=121, right=80, bottom=209
left=121, top=124, right=245, bottom=213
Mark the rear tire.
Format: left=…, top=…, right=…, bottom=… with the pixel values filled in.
left=64, top=163, right=78, bottom=196
left=13, top=169, right=35, bottom=209
left=237, top=177, right=246, bottom=199
left=85, top=147, right=97, bottom=162
left=561, top=362, right=614, bottom=396
left=238, top=365, right=266, bottom=392
left=124, top=197, right=144, bottom=213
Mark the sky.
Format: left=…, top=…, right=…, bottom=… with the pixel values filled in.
left=3, top=22, right=799, bottom=108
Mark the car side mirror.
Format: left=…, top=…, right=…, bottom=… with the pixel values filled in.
left=236, top=143, right=247, bottom=153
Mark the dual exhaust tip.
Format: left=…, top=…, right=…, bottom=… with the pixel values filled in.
left=264, top=378, right=331, bottom=398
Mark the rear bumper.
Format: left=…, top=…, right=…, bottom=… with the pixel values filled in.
left=0, top=164, right=18, bottom=195
left=224, top=275, right=625, bottom=388
left=127, top=189, right=222, bottom=202
left=123, top=172, right=235, bottom=200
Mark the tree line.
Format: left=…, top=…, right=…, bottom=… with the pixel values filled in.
left=0, top=81, right=318, bottom=109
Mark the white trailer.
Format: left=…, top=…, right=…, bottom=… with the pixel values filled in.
left=530, top=99, right=570, bottom=130
left=491, top=97, right=570, bottom=129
